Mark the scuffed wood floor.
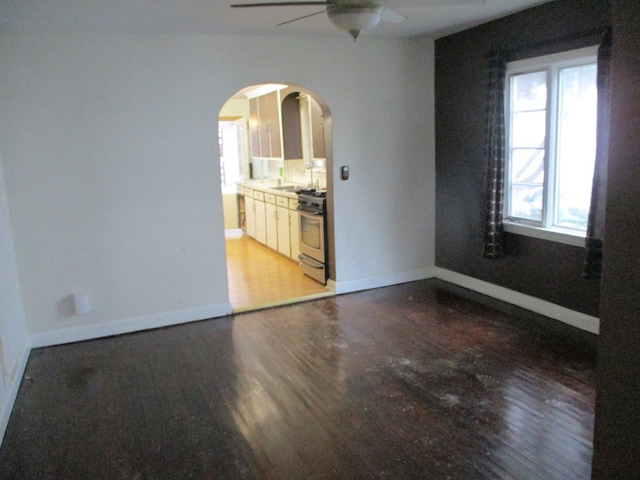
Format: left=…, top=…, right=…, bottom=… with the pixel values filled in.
left=0, top=280, right=596, bottom=479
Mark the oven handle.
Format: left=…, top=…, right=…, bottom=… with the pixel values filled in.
left=297, top=206, right=324, bottom=215
left=301, top=217, right=322, bottom=226
left=298, top=254, right=324, bottom=269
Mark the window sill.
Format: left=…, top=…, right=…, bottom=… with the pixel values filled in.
left=503, top=222, right=586, bottom=247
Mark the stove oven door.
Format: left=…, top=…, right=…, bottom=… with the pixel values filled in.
left=299, top=254, right=326, bottom=285
left=298, top=210, right=325, bottom=263
left=298, top=209, right=326, bottom=284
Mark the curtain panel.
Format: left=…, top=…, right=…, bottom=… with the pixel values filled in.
left=583, top=28, right=613, bottom=279
left=481, top=50, right=508, bottom=259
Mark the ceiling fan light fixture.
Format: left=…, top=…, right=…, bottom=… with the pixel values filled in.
left=327, top=6, right=383, bottom=41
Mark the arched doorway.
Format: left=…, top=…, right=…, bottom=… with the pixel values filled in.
left=218, top=84, right=334, bottom=312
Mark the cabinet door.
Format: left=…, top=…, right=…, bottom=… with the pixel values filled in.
left=289, top=209, right=300, bottom=261
left=249, top=97, right=261, bottom=158
left=277, top=205, right=291, bottom=257
left=246, top=196, right=256, bottom=238
left=282, top=92, right=302, bottom=160
left=266, top=91, right=282, bottom=158
left=310, top=96, right=325, bottom=159
left=266, top=202, right=278, bottom=251
left=255, top=199, right=266, bottom=245
left=257, top=91, right=283, bottom=159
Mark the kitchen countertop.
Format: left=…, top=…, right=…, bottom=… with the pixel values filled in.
left=237, top=180, right=303, bottom=199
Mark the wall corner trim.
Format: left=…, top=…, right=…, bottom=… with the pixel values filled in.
left=30, top=302, right=233, bottom=349
left=333, top=267, right=436, bottom=295
left=0, top=338, right=31, bottom=447
left=433, top=267, right=600, bottom=334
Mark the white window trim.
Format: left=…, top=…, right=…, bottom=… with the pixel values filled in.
left=503, top=221, right=586, bottom=247
left=504, top=45, right=598, bottom=246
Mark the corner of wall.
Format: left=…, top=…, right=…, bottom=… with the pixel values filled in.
left=433, top=267, right=600, bottom=334
left=0, top=337, right=31, bottom=447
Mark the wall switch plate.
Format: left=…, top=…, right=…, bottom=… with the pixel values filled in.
left=340, top=165, right=350, bottom=180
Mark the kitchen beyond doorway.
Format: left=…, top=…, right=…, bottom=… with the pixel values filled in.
left=219, top=83, right=334, bottom=312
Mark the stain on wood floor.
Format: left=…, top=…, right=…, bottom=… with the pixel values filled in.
left=0, top=280, right=596, bottom=479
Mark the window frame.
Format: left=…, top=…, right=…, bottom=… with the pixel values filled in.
left=503, top=45, right=599, bottom=247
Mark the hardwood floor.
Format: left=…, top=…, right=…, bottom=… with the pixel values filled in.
left=225, top=230, right=332, bottom=311
left=0, top=280, right=596, bottom=479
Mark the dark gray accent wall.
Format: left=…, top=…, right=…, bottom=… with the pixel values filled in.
left=592, top=0, right=640, bottom=476
left=434, top=0, right=611, bottom=317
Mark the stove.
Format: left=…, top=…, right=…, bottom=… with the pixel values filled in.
left=296, top=189, right=328, bottom=284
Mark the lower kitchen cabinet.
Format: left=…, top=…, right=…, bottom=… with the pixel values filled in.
left=240, top=186, right=300, bottom=262
left=277, top=205, right=291, bottom=257
left=255, top=198, right=266, bottom=245
left=246, top=195, right=256, bottom=239
left=266, top=202, right=278, bottom=251
left=289, top=209, right=300, bottom=261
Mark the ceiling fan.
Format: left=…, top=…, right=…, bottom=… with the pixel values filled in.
left=230, top=0, right=486, bottom=41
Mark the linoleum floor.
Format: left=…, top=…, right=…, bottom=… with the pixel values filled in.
left=225, top=230, right=331, bottom=311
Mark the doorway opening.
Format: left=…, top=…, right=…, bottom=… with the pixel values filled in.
left=219, top=84, right=335, bottom=312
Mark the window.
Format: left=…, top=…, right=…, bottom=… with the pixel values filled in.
left=504, top=46, right=598, bottom=246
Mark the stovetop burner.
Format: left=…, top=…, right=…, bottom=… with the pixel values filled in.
left=297, top=189, right=326, bottom=214
left=297, top=189, right=326, bottom=199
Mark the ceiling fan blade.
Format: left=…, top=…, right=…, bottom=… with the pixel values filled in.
left=426, top=0, right=486, bottom=4
left=231, top=2, right=328, bottom=7
left=277, top=9, right=328, bottom=26
left=381, top=7, right=407, bottom=23
left=386, top=0, right=485, bottom=7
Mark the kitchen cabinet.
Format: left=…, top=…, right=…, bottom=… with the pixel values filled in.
left=309, top=96, right=325, bottom=159
left=266, top=193, right=294, bottom=259
left=265, top=193, right=278, bottom=251
left=266, top=202, right=278, bottom=251
left=249, top=98, right=261, bottom=159
left=238, top=184, right=301, bottom=262
left=249, top=91, right=283, bottom=159
left=245, top=188, right=256, bottom=238
left=282, top=92, right=302, bottom=160
left=259, top=92, right=282, bottom=158
left=275, top=195, right=292, bottom=257
left=276, top=205, right=290, bottom=257
left=254, top=191, right=267, bottom=245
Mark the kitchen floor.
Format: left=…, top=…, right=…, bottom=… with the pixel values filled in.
left=225, top=229, right=332, bottom=311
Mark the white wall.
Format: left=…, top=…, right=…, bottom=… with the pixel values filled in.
left=0, top=154, right=30, bottom=442
left=0, top=32, right=435, bottom=342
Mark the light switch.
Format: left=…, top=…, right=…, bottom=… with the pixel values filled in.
left=340, top=165, right=350, bottom=180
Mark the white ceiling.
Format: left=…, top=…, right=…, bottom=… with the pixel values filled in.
left=0, top=0, right=554, bottom=40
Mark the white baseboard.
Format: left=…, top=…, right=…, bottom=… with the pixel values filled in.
left=30, top=302, right=233, bottom=348
left=0, top=338, right=31, bottom=446
left=433, top=267, right=600, bottom=334
left=333, top=267, right=436, bottom=295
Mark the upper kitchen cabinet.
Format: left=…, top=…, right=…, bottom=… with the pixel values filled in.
left=309, top=96, right=325, bottom=159
left=249, top=90, right=283, bottom=159
left=281, top=91, right=326, bottom=161
left=249, top=97, right=261, bottom=159
left=282, top=92, right=302, bottom=160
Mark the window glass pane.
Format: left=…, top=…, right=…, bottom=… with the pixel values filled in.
left=512, top=111, right=547, bottom=148
left=509, top=185, right=543, bottom=221
left=511, top=71, right=547, bottom=111
left=511, top=149, right=545, bottom=184
left=555, top=63, right=597, bottom=230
